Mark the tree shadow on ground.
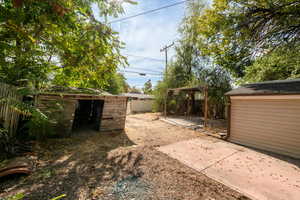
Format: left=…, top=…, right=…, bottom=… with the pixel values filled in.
left=1, top=130, right=143, bottom=200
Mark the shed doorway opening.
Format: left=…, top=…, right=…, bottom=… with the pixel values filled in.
left=72, top=100, right=104, bottom=131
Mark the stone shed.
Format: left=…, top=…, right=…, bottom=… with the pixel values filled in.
left=36, top=87, right=128, bottom=137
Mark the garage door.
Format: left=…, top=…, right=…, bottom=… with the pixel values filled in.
left=230, top=96, right=300, bottom=158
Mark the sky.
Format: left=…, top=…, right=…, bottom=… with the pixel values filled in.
left=94, top=0, right=187, bottom=89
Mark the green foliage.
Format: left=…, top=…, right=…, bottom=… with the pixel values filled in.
left=2, top=193, right=66, bottom=200
left=26, top=108, right=53, bottom=140
left=0, top=88, right=55, bottom=143
left=128, top=86, right=142, bottom=94
left=241, top=47, right=300, bottom=83
left=0, top=0, right=131, bottom=89
left=153, top=0, right=232, bottom=114
left=188, top=0, right=253, bottom=77
left=3, top=193, right=25, bottom=200
left=230, top=0, right=300, bottom=49
left=0, top=0, right=134, bottom=144
left=197, top=66, right=232, bottom=107
left=153, top=80, right=167, bottom=112
left=187, top=0, right=300, bottom=81
left=50, top=194, right=67, bottom=200
left=105, top=73, right=129, bottom=94
left=142, top=79, right=152, bottom=94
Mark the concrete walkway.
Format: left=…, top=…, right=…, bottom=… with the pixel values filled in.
left=158, top=138, right=300, bottom=200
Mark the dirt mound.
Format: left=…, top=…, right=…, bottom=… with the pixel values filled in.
left=111, top=175, right=152, bottom=200
left=106, top=146, right=144, bottom=179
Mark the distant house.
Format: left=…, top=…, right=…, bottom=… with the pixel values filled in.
left=121, top=93, right=154, bottom=114
left=226, top=79, right=300, bottom=158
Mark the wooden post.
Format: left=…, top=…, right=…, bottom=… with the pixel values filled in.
left=187, top=92, right=191, bottom=120
left=189, top=92, right=194, bottom=120
left=204, top=86, right=208, bottom=128
left=164, top=90, right=168, bottom=118
left=225, top=96, right=231, bottom=140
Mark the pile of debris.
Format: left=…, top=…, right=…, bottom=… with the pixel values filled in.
left=111, top=175, right=152, bottom=200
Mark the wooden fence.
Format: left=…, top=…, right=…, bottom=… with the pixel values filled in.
left=0, top=82, right=23, bottom=135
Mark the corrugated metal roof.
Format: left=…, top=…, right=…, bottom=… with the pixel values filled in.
left=226, top=79, right=300, bottom=96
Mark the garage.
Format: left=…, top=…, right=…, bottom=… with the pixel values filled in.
left=226, top=79, right=300, bottom=158
left=121, top=93, right=154, bottom=114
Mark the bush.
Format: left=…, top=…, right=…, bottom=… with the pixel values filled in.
left=26, top=109, right=54, bottom=140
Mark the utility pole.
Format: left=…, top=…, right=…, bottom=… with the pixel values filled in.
left=160, top=42, right=174, bottom=118
left=160, top=42, right=174, bottom=74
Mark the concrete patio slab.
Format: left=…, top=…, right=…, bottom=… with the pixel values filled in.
left=160, top=116, right=203, bottom=129
left=158, top=138, right=300, bottom=200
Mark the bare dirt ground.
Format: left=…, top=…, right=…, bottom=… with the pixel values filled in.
left=0, top=113, right=249, bottom=200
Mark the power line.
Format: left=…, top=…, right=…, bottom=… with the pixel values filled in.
left=123, top=70, right=162, bottom=75
left=129, top=67, right=163, bottom=73
left=119, top=70, right=162, bottom=76
left=121, top=73, right=162, bottom=78
left=124, top=53, right=165, bottom=62
left=119, top=66, right=163, bottom=73
left=109, top=0, right=189, bottom=24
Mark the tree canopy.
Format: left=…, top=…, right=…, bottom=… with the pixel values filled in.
left=190, top=0, right=300, bottom=81
left=0, top=0, right=130, bottom=89
left=105, top=73, right=129, bottom=94
left=153, top=0, right=232, bottom=113
left=142, top=79, right=153, bottom=94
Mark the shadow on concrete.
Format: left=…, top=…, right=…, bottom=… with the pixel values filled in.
left=238, top=144, right=300, bottom=168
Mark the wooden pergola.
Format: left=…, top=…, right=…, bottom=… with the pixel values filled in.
left=164, top=85, right=209, bottom=127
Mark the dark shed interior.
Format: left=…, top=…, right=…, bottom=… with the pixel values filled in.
left=72, top=100, right=104, bottom=131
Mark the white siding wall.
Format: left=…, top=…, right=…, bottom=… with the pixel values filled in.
left=128, top=99, right=154, bottom=114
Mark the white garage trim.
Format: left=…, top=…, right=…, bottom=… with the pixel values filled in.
left=231, top=95, right=300, bottom=100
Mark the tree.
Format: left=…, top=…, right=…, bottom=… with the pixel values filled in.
left=142, top=79, right=152, bottom=94
left=241, top=46, right=300, bottom=83
left=153, top=0, right=232, bottom=114
left=0, top=0, right=130, bottom=89
left=195, top=66, right=232, bottom=109
left=0, top=0, right=135, bottom=148
left=153, top=60, right=195, bottom=112
left=175, top=0, right=206, bottom=80
left=234, top=0, right=300, bottom=50
left=128, top=86, right=141, bottom=94
left=105, top=73, right=129, bottom=95
left=190, top=0, right=300, bottom=81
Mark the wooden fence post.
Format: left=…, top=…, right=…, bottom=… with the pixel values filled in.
left=0, top=83, right=22, bottom=135
left=204, top=86, right=208, bottom=128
